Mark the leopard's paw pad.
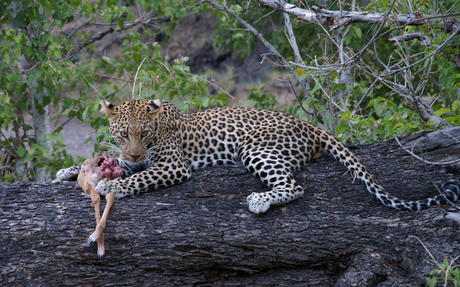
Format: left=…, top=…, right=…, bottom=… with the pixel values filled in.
left=247, top=192, right=271, bottom=214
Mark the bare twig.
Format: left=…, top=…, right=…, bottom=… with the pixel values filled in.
left=358, top=61, right=454, bottom=128
left=156, top=60, right=183, bottom=100
left=62, top=18, right=93, bottom=46
left=0, top=166, right=14, bottom=172
left=388, top=32, right=433, bottom=46
left=418, top=151, right=460, bottom=211
left=349, top=78, right=379, bottom=118
left=283, top=13, right=302, bottom=63
left=283, top=12, right=318, bottom=117
left=309, top=74, right=345, bottom=112
left=394, top=136, right=460, bottom=165
left=62, top=14, right=151, bottom=62
left=440, top=130, right=460, bottom=145
left=52, top=81, right=129, bottom=134
left=186, top=72, right=247, bottom=107
left=445, top=255, right=460, bottom=286
left=259, top=0, right=460, bottom=32
left=133, top=56, right=149, bottom=99
left=262, top=0, right=460, bottom=74
left=201, top=0, right=316, bottom=119
left=95, top=73, right=134, bottom=83
left=408, top=235, right=439, bottom=266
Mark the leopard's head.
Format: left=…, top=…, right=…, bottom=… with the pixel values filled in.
left=101, top=99, right=163, bottom=163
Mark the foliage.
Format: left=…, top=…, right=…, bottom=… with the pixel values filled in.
left=247, top=86, right=277, bottom=110
left=336, top=97, right=431, bottom=143
left=0, top=0, right=211, bottom=181
left=427, top=257, right=460, bottom=287
left=210, top=0, right=460, bottom=138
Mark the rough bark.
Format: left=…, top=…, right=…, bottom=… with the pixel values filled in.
left=1, top=128, right=460, bottom=286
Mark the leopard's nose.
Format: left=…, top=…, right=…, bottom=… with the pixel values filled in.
left=131, top=155, right=140, bottom=161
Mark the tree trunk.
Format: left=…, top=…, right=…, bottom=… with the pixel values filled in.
left=1, top=128, right=460, bottom=286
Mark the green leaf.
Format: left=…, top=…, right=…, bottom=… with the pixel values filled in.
left=426, top=276, right=437, bottom=287
left=217, top=93, right=230, bottom=103
left=340, top=110, right=352, bottom=120
left=64, top=155, right=74, bottom=167
left=68, top=0, right=80, bottom=8
left=434, top=108, right=449, bottom=116
left=202, top=96, right=210, bottom=108
left=452, top=100, right=459, bottom=111
left=445, top=115, right=460, bottom=123
left=118, top=17, right=125, bottom=28
left=105, top=65, right=116, bottom=74
left=82, top=105, right=90, bottom=121
left=332, top=83, right=346, bottom=90
left=54, top=49, right=61, bottom=59
left=299, top=72, right=309, bottom=81
left=352, top=26, right=362, bottom=39
left=107, top=0, right=118, bottom=8
left=18, top=146, right=25, bottom=157
left=310, top=83, right=321, bottom=94
left=2, top=174, right=15, bottom=182
left=295, top=108, right=305, bottom=118
left=62, top=98, right=73, bottom=111
left=304, top=96, right=318, bottom=107
left=27, top=71, right=36, bottom=85
left=13, top=34, right=27, bottom=44
left=330, top=71, right=339, bottom=79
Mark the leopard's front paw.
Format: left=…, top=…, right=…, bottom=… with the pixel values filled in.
left=247, top=192, right=271, bottom=214
left=95, top=178, right=117, bottom=196
left=56, top=166, right=81, bottom=181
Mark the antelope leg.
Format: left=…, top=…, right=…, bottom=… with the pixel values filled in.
left=88, top=186, right=106, bottom=259
left=88, top=192, right=115, bottom=252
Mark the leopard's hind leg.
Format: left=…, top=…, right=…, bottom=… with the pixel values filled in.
left=240, top=150, right=304, bottom=214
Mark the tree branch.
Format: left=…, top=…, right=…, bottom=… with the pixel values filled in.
left=2, top=129, right=460, bottom=285
left=388, top=32, right=433, bottom=46
left=201, top=0, right=317, bottom=119
left=259, top=0, right=460, bottom=32
left=62, top=15, right=151, bottom=62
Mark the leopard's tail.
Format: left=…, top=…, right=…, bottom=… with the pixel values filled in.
left=319, top=131, right=459, bottom=211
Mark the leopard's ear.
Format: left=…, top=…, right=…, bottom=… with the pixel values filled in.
left=145, top=99, right=163, bottom=115
left=101, top=100, right=118, bottom=121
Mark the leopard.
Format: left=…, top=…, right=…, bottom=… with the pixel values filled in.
left=57, top=98, right=459, bottom=214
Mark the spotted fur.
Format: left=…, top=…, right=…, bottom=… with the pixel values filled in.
left=57, top=166, right=81, bottom=181
left=57, top=99, right=459, bottom=213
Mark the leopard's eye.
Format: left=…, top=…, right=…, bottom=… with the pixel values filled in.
left=120, top=131, right=128, bottom=138
left=141, top=130, right=149, bottom=137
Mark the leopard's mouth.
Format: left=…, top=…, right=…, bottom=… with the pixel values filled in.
left=122, top=154, right=147, bottom=164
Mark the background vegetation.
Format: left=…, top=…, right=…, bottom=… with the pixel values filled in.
left=1, top=0, right=459, bottom=183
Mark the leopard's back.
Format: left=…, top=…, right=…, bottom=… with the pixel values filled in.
left=180, top=106, right=322, bottom=170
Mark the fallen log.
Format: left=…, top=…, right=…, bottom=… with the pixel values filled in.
left=1, top=128, right=460, bottom=286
